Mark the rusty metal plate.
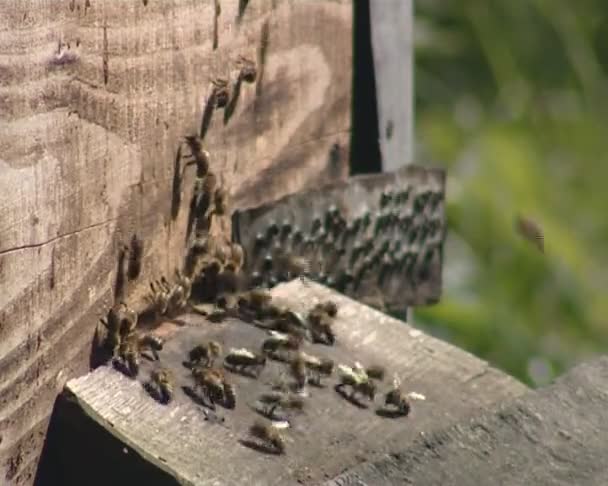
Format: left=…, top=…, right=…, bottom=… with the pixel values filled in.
left=232, top=165, right=446, bottom=310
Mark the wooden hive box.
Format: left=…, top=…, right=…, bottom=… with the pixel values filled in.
left=37, top=280, right=528, bottom=485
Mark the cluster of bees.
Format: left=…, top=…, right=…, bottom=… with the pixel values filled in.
left=92, top=51, right=424, bottom=459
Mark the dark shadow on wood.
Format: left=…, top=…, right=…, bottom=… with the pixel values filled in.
left=34, top=393, right=180, bottom=486
left=199, top=94, right=216, bottom=140
left=350, top=0, right=381, bottom=175
left=170, top=145, right=182, bottom=221
left=375, top=407, right=409, bottom=419
left=237, top=0, right=249, bottom=22
left=238, top=439, right=282, bottom=456
left=334, top=384, right=369, bottom=409
left=223, top=77, right=243, bottom=125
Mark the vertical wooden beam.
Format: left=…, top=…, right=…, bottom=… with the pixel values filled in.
left=370, top=0, right=414, bottom=171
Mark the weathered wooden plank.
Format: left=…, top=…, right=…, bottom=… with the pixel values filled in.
left=0, top=1, right=352, bottom=483
left=369, top=0, right=414, bottom=171
left=55, top=280, right=527, bottom=486
left=233, top=165, right=446, bottom=311
left=324, top=356, right=608, bottom=486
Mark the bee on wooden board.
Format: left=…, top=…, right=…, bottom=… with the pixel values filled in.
left=192, top=366, right=236, bottom=409
left=211, top=78, right=230, bottom=109
left=236, top=55, right=257, bottom=83
left=248, top=420, right=285, bottom=454
left=183, top=136, right=210, bottom=177
left=138, top=334, right=164, bottom=361
left=224, top=347, right=266, bottom=377
left=127, top=235, right=144, bottom=281
left=384, top=377, right=411, bottom=417
left=257, top=391, right=304, bottom=419
left=115, top=336, right=141, bottom=378
left=262, top=331, right=303, bottom=361
left=336, top=363, right=377, bottom=402
left=299, top=352, right=334, bottom=386
left=189, top=340, right=222, bottom=368
left=149, top=368, right=174, bottom=404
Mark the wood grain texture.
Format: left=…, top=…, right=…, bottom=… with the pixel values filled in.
left=62, top=280, right=527, bottom=486
left=324, top=356, right=608, bottom=486
left=0, top=1, right=352, bottom=483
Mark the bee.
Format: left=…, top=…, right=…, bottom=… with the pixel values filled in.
left=149, top=368, right=174, bottom=404
left=275, top=252, right=310, bottom=280
left=115, top=335, right=140, bottom=378
left=208, top=186, right=229, bottom=218
left=229, top=243, right=245, bottom=272
left=118, top=302, right=138, bottom=339
left=98, top=306, right=122, bottom=356
left=307, top=308, right=335, bottom=345
left=192, top=366, right=234, bottom=409
left=515, top=213, right=544, bottom=253
left=127, top=235, right=144, bottom=281
left=384, top=376, right=411, bottom=416
left=238, top=288, right=272, bottom=318
left=147, top=279, right=171, bottom=316
left=365, top=365, right=386, bottom=382
left=257, top=391, right=304, bottom=419
left=262, top=331, right=303, bottom=361
left=224, top=348, right=266, bottom=377
left=189, top=341, right=222, bottom=368
left=313, top=301, right=338, bottom=318
left=336, top=364, right=376, bottom=402
left=115, top=244, right=130, bottom=300
left=237, top=55, right=257, bottom=83
left=183, top=136, right=210, bottom=177
left=138, top=334, right=164, bottom=361
left=211, top=78, right=230, bottom=109
left=248, top=420, right=285, bottom=454
left=167, top=270, right=192, bottom=313
left=299, top=352, right=334, bottom=386
left=289, top=354, right=308, bottom=390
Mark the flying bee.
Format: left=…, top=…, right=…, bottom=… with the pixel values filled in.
left=189, top=341, right=222, bottom=368
left=149, top=368, right=174, bottom=404
left=257, top=391, right=304, bottom=419
left=211, top=78, right=230, bottom=108
left=127, top=235, right=144, bottom=281
left=183, top=136, right=210, bottom=177
left=515, top=213, right=544, bottom=253
left=138, top=334, right=164, bottom=361
left=336, top=364, right=376, bottom=402
left=248, top=420, right=285, bottom=454
left=224, top=348, right=266, bottom=377
left=237, top=55, right=257, bottom=83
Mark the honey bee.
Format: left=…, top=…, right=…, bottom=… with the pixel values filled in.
left=167, top=270, right=192, bottom=313
left=237, top=55, right=257, bottom=83
left=229, top=243, right=245, bottom=272
left=299, top=352, right=334, bottom=386
left=149, top=368, right=174, bottom=404
left=147, top=280, right=171, bottom=316
left=275, top=252, right=310, bottom=281
left=192, top=366, right=235, bottom=409
left=183, top=136, right=210, bottom=177
left=138, top=334, right=164, bottom=361
left=118, top=302, right=138, bottom=339
left=365, top=365, right=386, bottom=382
left=224, top=348, right=266, bottom=377
left=212, top=187, right=230, bottom=216
left=248, top=420, right=285, bottom=454
left=262, top=331, right=303, bottom=361
left=384, top=376, right=411, bottom=416
left=257, top=391, right=304, bottom=419
left=211, top=78, right=230, bottom=109
left=336, top=364, right=376, bottom=402
left=98, top=306, right=122, bottom=356
left=289, top=354, right=308, bottom=390
left=115, top=335, right=140, bottom=378
left=238, top=288, right=272, bottom=318
left=189, top=341, right=222, bottom=368
left=307, top=308, right=335, bottom=345
left=127, top=235, right=144, bottom=281
left=313, top=300, right=338, bottom=318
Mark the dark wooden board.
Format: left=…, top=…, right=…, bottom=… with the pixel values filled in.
left=58, top=280, right=527, bottom=486
left=325, top=356, right=608, bottom=486
left=233, top=166, right=446, bottom=312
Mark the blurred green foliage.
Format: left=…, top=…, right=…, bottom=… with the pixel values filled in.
left=412, top=0, right=608, bottom=386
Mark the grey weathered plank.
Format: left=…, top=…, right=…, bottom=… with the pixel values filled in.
left=62, top=279, right=527, bottom=486
left=325, top=356, right=608, bottom=486
left=370, top=0, right=414, bottom=170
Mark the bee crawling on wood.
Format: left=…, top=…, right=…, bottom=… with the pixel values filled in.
left=307, top=305, right=336, bottom=345
left=257, top=391, right=304, bottom=420
left=192, top=366, right=236, bottom=409
left=167, top=270, right=192, bottom=313
left=96, top=306, right=122, bottom=357
left=183, top=136, right=210, bottom=177
left=189, top=340, right=222, bottom=368
left=237, top=55, right=257, bottom=83
left=138, top=334, right=164, bottom=361
left=335, top=363, right=377, bottom=403
left=262, top=331, right=303, bottom=361
left=148, top=368, right=174, bottom=404
left=114, top=335, right=141, bottom=378
left=313, top=300, right=338, bottom=318
left=237, top=288, right=273, bottom=319
left=118, top=302, right=138, bottom=339
left=211, top=77, right=230, bottom=109
left=127, top=235, right=144, bottom=281
left=224, top=348, right=266, bottom=377
left=384, top=376, right=411, bottom=417
left=248, top=420, right=285, bottom=454
left=147, top=279, right=171, bottom=316
left=299, top=352, right=334, bottom=386
left=365, top=364, right=386, bottom=382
